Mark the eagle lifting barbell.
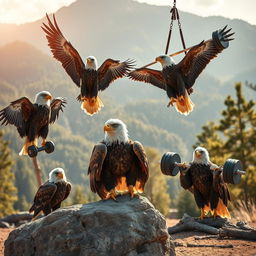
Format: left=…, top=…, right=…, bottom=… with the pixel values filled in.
left=28, top=141, right=55, bottom=158
left=160, top=152, right=246, bottom=185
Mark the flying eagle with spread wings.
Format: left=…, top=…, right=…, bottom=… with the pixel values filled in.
left=29, top=168, right=71, bottom=219
left=0, top=91, right=66, bottom=155
left=129, top=26, right=234, bottom=115
left=42, top=14, right=134, bottom=115
left=180, top=147, right=231, bottom=219
left=88, top=119, right=149, bottom=200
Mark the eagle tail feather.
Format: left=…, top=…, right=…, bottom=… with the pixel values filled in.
left=215, top=199, right=231, bottom=219
left=81, top=96, right=104, bottom=116
left=175, top=91, right=194, bottom=115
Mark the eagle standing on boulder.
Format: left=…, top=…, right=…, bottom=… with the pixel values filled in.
left=129, top=26, right=234, bottom=115
left=29, top=168, right=71, bottom=219
left=42, top=14, right=134, bottom=115
left=180, top=146, right=231, bottom=219
left=88, top=119, right=149, bottom=200
left=0, top=91, right=66, bottom=155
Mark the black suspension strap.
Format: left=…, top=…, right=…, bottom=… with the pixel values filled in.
left=165, top=0, right=187, bottom=55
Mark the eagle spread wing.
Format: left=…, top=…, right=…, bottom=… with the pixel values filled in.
left=0, top=97, right=34, bottom=129
left=88, top=143, right=107, bottom=199
left=29, top=182, right=57, bottom=214
left=177, top=26, right=234, bottom=89
left=50, top=97, right=67, bottom=123
left=132, top=141, right=149, bottom=190
left=42, top=14, right=85, bottom=87
left=98, top=59, right=134, bottom=91
left=128, top=68, right=166, bottom=90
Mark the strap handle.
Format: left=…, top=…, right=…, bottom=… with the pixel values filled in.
left=165, top=0, right=187, bottom=55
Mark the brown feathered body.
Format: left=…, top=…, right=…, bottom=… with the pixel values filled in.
left=88, top=140, right=149, bottom=199
left=29, top=180, right=71, bottom=218
left=180, top=163, right=231, bottom=218
left=18, top=104, right=50, bottom=142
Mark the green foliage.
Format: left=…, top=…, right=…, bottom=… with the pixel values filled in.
left=176, top=190, right=199, bottom=218
left=195, top=83, right=256, bottom=200
left=0, top=130, right=17, bottom=217
left=144, top=147, right=171, bottom=216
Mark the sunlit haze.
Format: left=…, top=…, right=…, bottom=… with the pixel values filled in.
left=0, top=0, right=255, bottom=25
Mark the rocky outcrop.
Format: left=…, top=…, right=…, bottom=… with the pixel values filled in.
left=5, top=195, right=175, bottom=256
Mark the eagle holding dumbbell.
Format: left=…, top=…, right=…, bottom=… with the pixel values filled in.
left=180, top=146, right=231, bottom=219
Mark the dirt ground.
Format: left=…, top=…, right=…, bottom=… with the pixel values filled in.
left=0, top=228, right=13, bottom=256
left=167, top=219, right=256, bottom=256
left=1, top=220, right=256, bottom=256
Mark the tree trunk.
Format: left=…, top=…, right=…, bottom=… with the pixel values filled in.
left=32, top=157, right=43, bottom=186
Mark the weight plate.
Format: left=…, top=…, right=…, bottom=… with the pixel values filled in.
left=28, top=145, right=38, bottom=158
left=223, top=159, right=243, bottom=184
left=45, top=141, right=55, bottom=154
left=233, top=159, right=243, bottom=185
left=160, top=152, right=181, bottom=176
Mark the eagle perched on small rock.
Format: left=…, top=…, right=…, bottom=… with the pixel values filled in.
left=29, top=168, right=71, bottom=219
left=88, top=119, right=149, bottom=200
left=0, top=91, right=66, bottom=155
left=129, top=26, right=234, bottom=115
left=42, top=14, right=134, bottom=115
left=180, top=147, right=231, bottom=219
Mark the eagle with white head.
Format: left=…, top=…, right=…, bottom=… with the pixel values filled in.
left=0, top=91, right=66, bottom=155
left=88, top=119, right=149, bottom=200
left=29, top=168, right=71, bottom=219
left=180, top=146, right=231, bottom=219
left=129, top=26, right=234, bottom=115
left=42, top=14, right=134, bottom=115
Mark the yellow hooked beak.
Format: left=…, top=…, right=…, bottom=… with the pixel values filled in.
left=45, top=95, right=52, bottom=100
left=155, top=56, right=162, bottom=62
left=195, top=150, right=202, bottom=158
left=87, top=58, right=93, bottom=63
left=104, top=124, right=114, bottom=132
left=57, top=172, right=64, bottom=179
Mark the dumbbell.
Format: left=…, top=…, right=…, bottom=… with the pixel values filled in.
left=160, top=152, right=246, bottom=184
left=28, top=141, right=55, bottom=158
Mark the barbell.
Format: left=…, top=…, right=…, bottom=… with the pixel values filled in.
left=160, top=152, right=246, bottom=184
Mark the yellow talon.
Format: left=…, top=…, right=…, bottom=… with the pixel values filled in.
left=128, top=185, right=135, bottom=199
left=200, top=208, right=205, bottom=220
left=105, top=189, right=117, bottom=201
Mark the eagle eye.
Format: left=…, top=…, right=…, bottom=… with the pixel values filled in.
left=112, top=123, right=119, bottom=128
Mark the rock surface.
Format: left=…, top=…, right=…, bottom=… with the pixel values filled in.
left=5, top=195, right=174, bottom=256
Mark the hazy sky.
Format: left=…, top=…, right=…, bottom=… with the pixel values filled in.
left=0, top=0, right=255, bottom=25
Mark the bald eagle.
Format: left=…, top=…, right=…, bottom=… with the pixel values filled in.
left=29, top=168, right=71, bottom=219
left=180, top=147, right=231, bottom=219
left=0, top=91, right=66, bottom=155
left=42, top=14, right=134, bottom=115
left=129, top=26, right=234, bottom=115
left=88, top=119, right=149, bottom=200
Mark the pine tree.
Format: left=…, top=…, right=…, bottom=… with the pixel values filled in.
left=144, top=147, right=171, bottom=216
left=218, top=83, right=256, bottom=200
left=195, top=83, right=256, bottom=200
left=0, top=130, right=17, bottom=217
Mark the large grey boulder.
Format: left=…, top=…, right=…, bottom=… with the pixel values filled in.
left=5, top=195, right=175, bottom=256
